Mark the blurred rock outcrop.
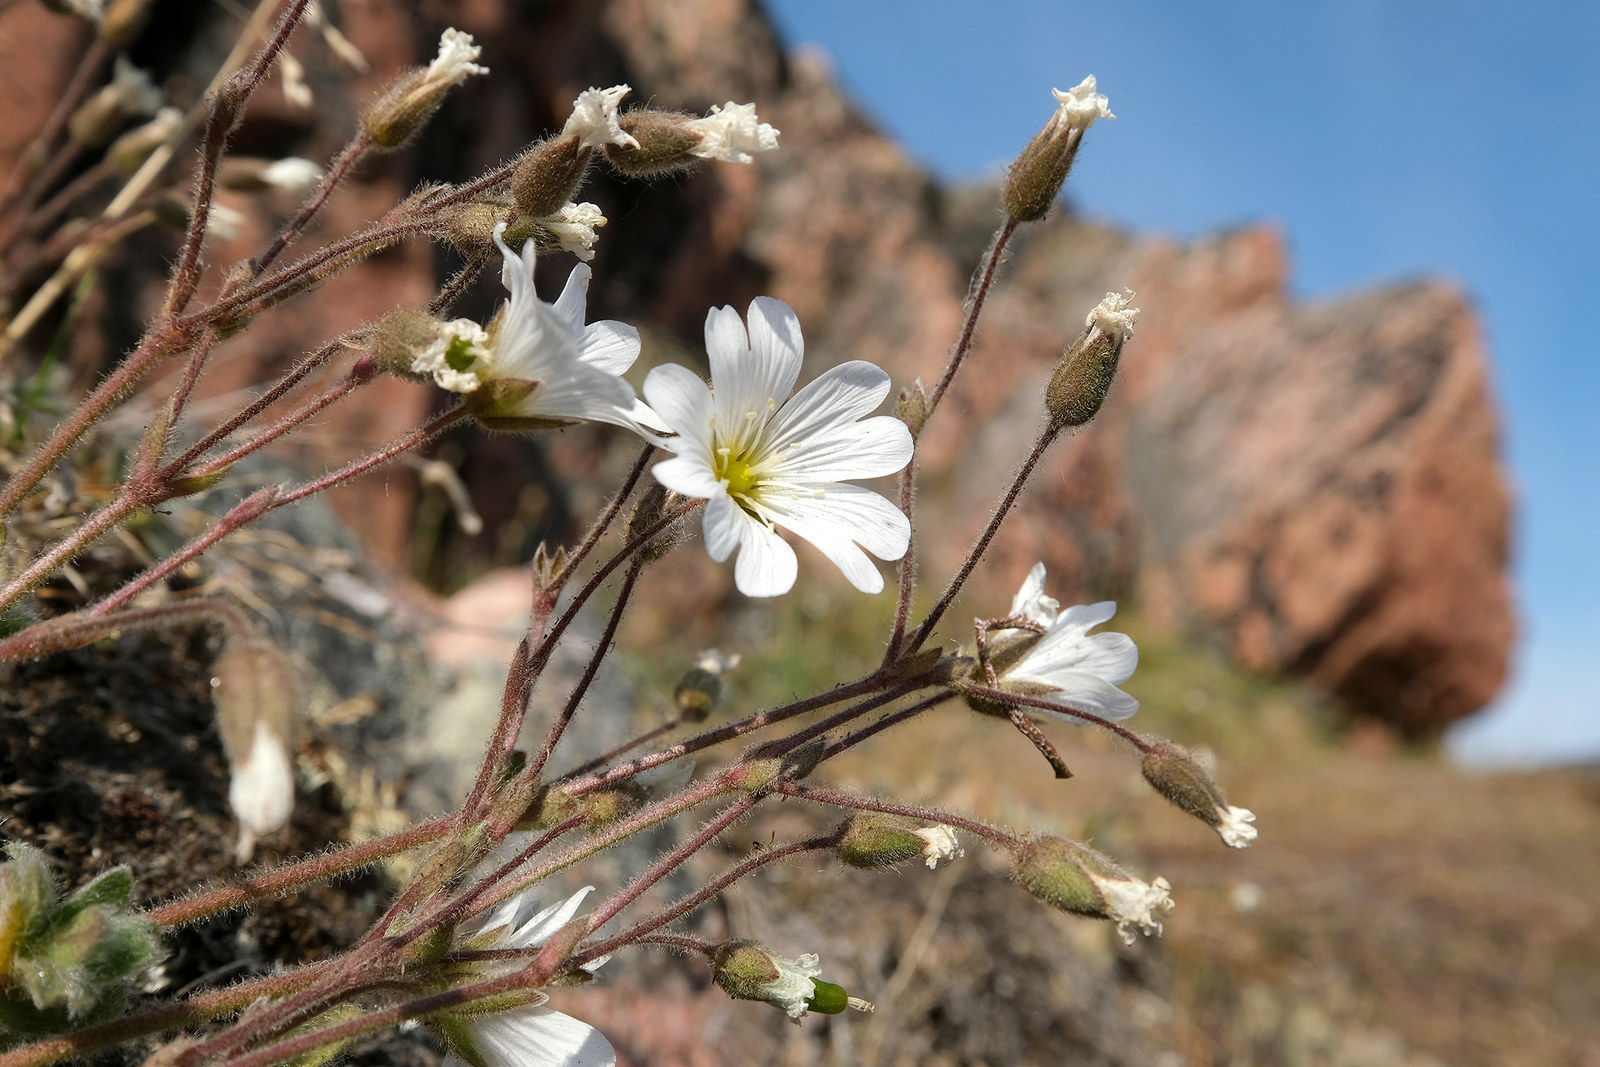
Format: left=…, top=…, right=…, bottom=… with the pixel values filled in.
left=2, top=0, right=1513, bottom=735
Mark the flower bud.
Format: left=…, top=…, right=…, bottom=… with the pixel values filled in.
left=68, top=57, right=162, bottom=147
left=509, top=136, right=590, bottom=220
left=360, top=28, right=487, bottom=148
left=673, top=667, right=721, bottom=720
left=441, top=195, right=513, bottom=256
left=212, top=635, right=298, bottom=860
left=1045, top=289, right=1139, bottom=429
left=1003, top=76, right=1114, bottom=223
left=99, top=0, right=153, bottom=46
left=1012, top=836, right=1173, bottom=945
left=1140, top=738, right=1258, bottom=848
left=604, top=101, right=778, bottom=176
left=105, top=106, right=181, bottom=173
left=895, top=379, right=930, bottom=435
left=219, top=156, right=324, bottom=197
left=837, top=815, right=964, bottom=870
left=712, top=942, right=842, bottom=1021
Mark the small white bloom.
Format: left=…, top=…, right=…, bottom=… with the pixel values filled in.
left=1047, top=75, right=1114, bottom=138
left=105, top=56, right=164, bottom=118
left=693, top=648, right=741, bottom=674
left=411, top=319, right=492, bottom=393
left=644, top=298, right=913, bottom=597
left=766, top=952, right=823, bottom=1020
left=425, top=28, right=489, bottom=89
left=227, top=719, right=293, bottom=861
left=1095, top=872, right=1173, bottom=945
left=1217, top=805, right=1258, bottom=849
left=261, top=157, right=324, bottom=197
left=1086, top=288, right=1140, bottom=343
left=562, top=85, right=638, bottom=151
left=443, top=887, right=616, bottom=1067
left=994, top=563, right=1139, bottom=722
left=204, top=202, right=246, bottom=243
left=912, top=825, right=964, bottom=869
left=686, top=102, right=780, bottom=163
left=462, top=223, right=659, bottom=431
left=279, top=51, right=313, bottom=109
left=539, top=201, right=607, bottom=262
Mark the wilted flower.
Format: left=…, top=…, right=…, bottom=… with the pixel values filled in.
left=913, top=825, right=964, bottom=869
left=538, top=201, right=607, bottom=262
left=643, top=298, right=913, bottom=597
left=686, top=102, right=779, bottom=163
left=1046, top=75, right=1115, bottom=137
left=562, top=85, right=637, bottom=151
left=424, top=27, right=489, bottom=92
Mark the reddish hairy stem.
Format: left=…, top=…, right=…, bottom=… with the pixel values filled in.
left=773, top=781, right=1017, bottom=849
left=146, top=815, right=455, bottom=927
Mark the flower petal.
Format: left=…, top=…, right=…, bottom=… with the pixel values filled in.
left=766, top=360, right=892, bottom=443
left=766, top=482, right=910, bottom=563
left=1010, top=563, right=1060, bottom=627
left=578, top=320, right=640, bottom=375
left=551, top=264, right=592, bottom=333
left=643, top=363, right=715, bottom=452
left=768, top=414, right=913, bottom=483
left=456, top=1004, right=617, bottom=1067
left=651, top=453, right=721, bottom=499
left=702, top=489, right=748, bottom=563
left=732, top=517, right=799, bottom=597
left=1024, top=671, right=1142, bottom=722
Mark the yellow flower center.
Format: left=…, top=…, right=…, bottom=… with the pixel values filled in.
left=714, top=446, right=761, bottom=499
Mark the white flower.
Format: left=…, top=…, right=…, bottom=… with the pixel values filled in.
left=261, top=157, right=324, bottom=197
left=227, top=719, right=293, bottom=862
left=1217, top=805, right=1258, bottom=849
left=539, top=201, right=607, bottom=262
left=450, top=223, right=658, bottom=431
left=993, top=563, right=1139, bottom=722
left=686, top=102, right=780, bottom=163
left=912, top=825, right=964, bottom=869
left=562, top=86, right=638, bottom=151
left=204, top=202, right=246, bottom=243
left=443, top=887, right=615, bottom=1067
left=764, top=952, right=823, bottom=1020
left=693, top=648, right=741, bottom=674
left=1047, top=75, right=1114, bottom=138
left=1096, top=873, right=1173, bottom=946
left=643, top=298, right=913, bottom=597
left=104, top=56, right=163, bottom=118
left=1085, top=288, right=1140, bottom=344
left=410, top=319, right=492, bottom=393
left=425, top=28, right=489, bottom=90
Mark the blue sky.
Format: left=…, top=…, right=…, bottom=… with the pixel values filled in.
left=764, top=0, right=1599, bottom=765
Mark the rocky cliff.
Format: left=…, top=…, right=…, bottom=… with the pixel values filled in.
left=1, top=0, right=1514, bottom=734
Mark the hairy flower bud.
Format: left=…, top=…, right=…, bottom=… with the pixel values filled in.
left=1141, top=738, right=1258, bottom=848
left=360, top=28, right=487, bottom=148
left=1003, top=76, right=1114, bottom=223
left=713, top=942, right=850, bottom=1021
left=605, top=101, right=778, bottom=176
left=441, top=195, right=513, bottom=256
left=510, top=136, right=590, bottom=219
left=219, top=156, right=324, bottom=197
left=211, top=635, right=298, bottom=860
left=837, top=815, right=963, bottom=870
left=1012, top=836, right=1173, bottom=945
left=105, top=105, right=181, bottom=173
left=68, top=57, right=162, bottom=147
left=1045, top=289, right=1139, bottom=429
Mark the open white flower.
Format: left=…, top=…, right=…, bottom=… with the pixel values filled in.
left=686, top=102, right=780, bottom=163
left=643, top=298, right=913, bottom=597
left=562, top=85, right=638, bottom=150
left=991, top=562, right=1139, bottom=722
left=436, top=223, right=658, bottom=431
left=442, top=886, right=615, bottom=1067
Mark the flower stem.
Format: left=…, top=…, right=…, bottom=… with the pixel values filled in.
left=773, top=781, right=1017, bottom=849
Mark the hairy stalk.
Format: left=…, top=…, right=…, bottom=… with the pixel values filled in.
left=524, top=557, right=645, bottom=785
left=87, top=486, right=278, bottom=615
left=429, top=245, right=493, bottom=316
left=268, top=404, right=468, bottom=509
left=582, top=794, right=760, bottom=933
left=575, top=834, right=839, bottom=968
left=183, top=364, right=372, bottom=480
left=548, top=443, right=655, bottom=593
left=0, top=597, right=248, bottom=663
left=252, top=133, right=373, bottom=277
left=905, top=423, right=1062, bottom=654
left=146, top=815, right=456, bottom=927
left=820, top=692, right=956, bottom=761
left=0, top=37, right=112, bottom=227
left=924, top=218, right=1018, bottom=417
left=0, top=959, right=343, bottom=1067
left=161, top=333, right=355, bottom=476
left=774, top=782, right=1016, bottom=849
left=953, top=683, right=1151, bottom=750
